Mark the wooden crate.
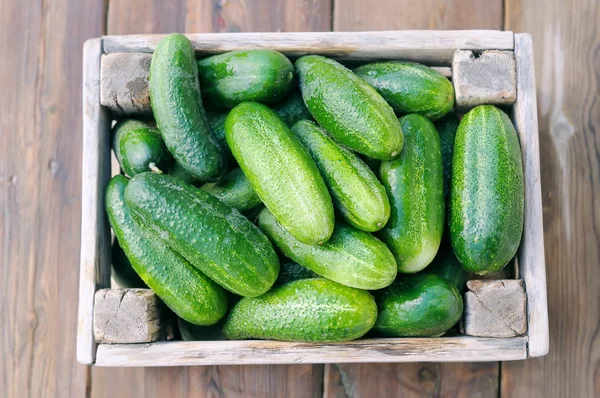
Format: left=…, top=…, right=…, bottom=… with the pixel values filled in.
left=77, top=31, right=548, bottom=366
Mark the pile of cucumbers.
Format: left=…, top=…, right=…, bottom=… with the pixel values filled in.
left=106, top=33, right=524, bottom=342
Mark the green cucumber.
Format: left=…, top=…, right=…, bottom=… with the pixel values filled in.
left=200, top=168, right=262, bottom=213
left=124, top=172, right=279, bottom=297
left=149, top=33, right=226, bottom=182
left=379, top=114, right=444, bottom=273
left=178, top=317, right=225, bottom=341
left=258, top=209, right=397, bottom=290
left=354, top=61, right=454, bottom=121
left=198, top=49, right=294, bottom=108
left=168, top=161, right=201, bottom=186
left=296, top=55, right=403, bottom=160
left=373, top=274, right=463, bottom=337
left=111, top=240, right=147, bottom=288
left=226, top=102, right=334, bottom=245
left=112, top=119, right=171, bottom=176
left=435, top=113, right=460, bottom=201
left=206, top=111, right=235, bottom=164
left=223, top=278, right=377, bottom=342
left=292, top=120, right=390, bottom=232
left=427, top=246, right=470, bottom=293
left=105, top=175, right=227, bottom=325
left=450, top=105, right=524, bottom=274
left=275, top=260, right=318, bottom=285
left=272, top=90, right=312, bottom=126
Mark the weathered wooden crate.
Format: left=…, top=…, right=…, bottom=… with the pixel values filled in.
left=77, top=31, right=548, bottom=366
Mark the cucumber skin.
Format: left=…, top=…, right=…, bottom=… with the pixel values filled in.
left=258, top=209, right=397, bottom=290
left=379, top=114, right=445, bottom=273
left=273, top=90, right=312, bottom=126
left=435, top=113, right=460, bottom=202
left=200, top=168, right=262, bottom=213
left=275, top=260, right=319, bottom=285
left=223, top=279, right=377, bottom=342
left=354, top=61, right=455, bottom=121
left=226, top=102, right=334, bottom=245
left=296, top=55, right=403, bottom=160
left=427, top=245, right=470, bottom=293
left=124, top=172, right=279, bottom=297
left=149, top=33, right=226, bottom=182
left=111, top=240, right=147, bottom=288
left=292, top=120, right=390, bottom=232
left=450, top=105, right=524, bottom=274
left=198, top=50, right=294, bottom=108
left=112, top=119, right=172, bottom=177
left=206, top=111, right=235, bottom=164
left=105, top=175, right=228, bottom=325
left=373, top=274, right=463, bottom=337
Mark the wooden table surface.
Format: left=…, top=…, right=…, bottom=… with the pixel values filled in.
left=1, top=0, right=598, bottom=397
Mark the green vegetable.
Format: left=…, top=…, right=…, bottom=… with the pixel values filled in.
left=200, top=168, right=262, bottom=213
left=178, top=318, right=225, bottom=341
left=427, top=246, right=470, bottom=293
left=435, top=113, right=460, bottom=201
left=206, top=111, right=235, bottom=164
left=223, top=279, right=377, bottom=342
left=296, top=55, right=403, bottom=160
left=275, top=260, right=318, bottom=285
left=272, top=90, right=312, bottom=126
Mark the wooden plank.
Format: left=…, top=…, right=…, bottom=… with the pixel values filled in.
left=502, top=1, right=600, bottom=397
left=0, top=0, right=105, bottom=395
left=102, top=30, right=514, bottom=65
left=333, top=0, right=503, bottom=31
left=95, top=337, right=528, bottom=366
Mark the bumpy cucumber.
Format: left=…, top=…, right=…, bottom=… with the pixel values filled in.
left=427, top=245, right=470, bottom=293
left=124, top=172, right=279, bottom=297
left=275, top=260, right=318, bottom=285
left=379, top=114, right=444, bottom=273
left=223, top=279, right=377, bottom=342
left=296, top=55, right=403, bottom=160
left=168, top=161, right=201, bottom=186
left=226, top=102, right=334, bottom=245
left=354, top=61, right=455, bottom=120
left=435, top=113, right=460, bottom=201
left=105, top=175, right=228, bottom=325
left=149, top=33, right=226, bottom=182
left=111, top=240, right=147, bottom=288
left=373, top=274, right=463, bottom=337
left=198, top=49, right=294, bottom=108
left=258, top=209, right=397, bottom=290
left=450, top=105, right=524, bottom=274
left=206, top=111, right=235, bottom=164
left=200, top=168, right=262, bottom=213
left=272, top=90, right=312, bottom=126
left=292, top=120, right=390, bottom=232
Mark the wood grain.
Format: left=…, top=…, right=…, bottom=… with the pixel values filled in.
left=502, top=0, right=600, bottom=397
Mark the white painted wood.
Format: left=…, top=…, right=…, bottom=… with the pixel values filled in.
left=463, top=280, right=527, bottom=338
left=102, top=31, right=514, bottom=64
left=77, top=38, right=112, bottom=365
left=514, top=33, right=549, bottom=357
left=95, top=337, right=528, bottom=367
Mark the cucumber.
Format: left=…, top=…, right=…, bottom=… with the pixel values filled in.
left=354, top=61, right=454, bottom=121
left=450, top=105, right=524, bottom=274
left=105, top=175, right=228, bottom=325
left=168, top=161, right=201, bottom=186
left=198, top=49, right=294, bottom=108
left=149, top=33, right=226, bottom=182
left=427, top=245, right=470, bottom=293
left=373, top=274, right=463, bottom=337
left=379, top=114, right=444, bottom=273
left=273, top=90, right=312, bottom=126
left=292, top=120, right=390, bottom=232
left=112, top=119, right=172, bottom=176
left=275, top=260, right=318, bottom=285
left=258, top=209, right=397, bottom=290
left=435, top=113, right=460, bottom=201
left=124, top=172, right=279, bottom=297
left=178, top=317, right=225, bottom=341
left=200, top=168, right=262, bottom=213
left=223, top=278, right=377, bottom=342
left=206, top=111, right=235, bottom=164
left=111, top=240, right=147, bottom=288
left=296, top=55, right=403, bottom=160
left=226, top=102, right=334, bottom=245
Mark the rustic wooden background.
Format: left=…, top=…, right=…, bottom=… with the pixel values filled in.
left=1, top=0, right=598, bottom=397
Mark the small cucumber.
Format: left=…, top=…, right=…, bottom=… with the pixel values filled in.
left=258, top=209, right=397, bottom=290
left=373, top=274, right=463, bottom=337
left=226, top=102, right=334, bottom=245
left=435, top=113, right=460, bottom=201
left=450, top=105, right=524, bottom=274
left=149, top=33, right=226, bottom=182
left=125, top=172, right=279, bottom=297
left=200, top=168, right=262, bottom=213
left=223, top=278, right=377, bottom=342
left=354, top=61, right=455, bottom=120
left=275, top=260, right=318, bottom=285
left=105, top=175, right=228, bottom=325
left=206, top=111, right=235, bottom=164
left=198, top=49, right=294, bottom=108
left=272, top=90, right=312, bottom=126
left=168, top=161, right=201, bottom=186
left=296, top=55, right=403, bottom=160
left=292, top=120, right=390, bottom=232
left=112, top=119, right=171, bottom=176
left=111, top=240, right=147, bottom=288
left=427, top=246, right=470, bottom=293
left=379, top=114, right=444, bottom=273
